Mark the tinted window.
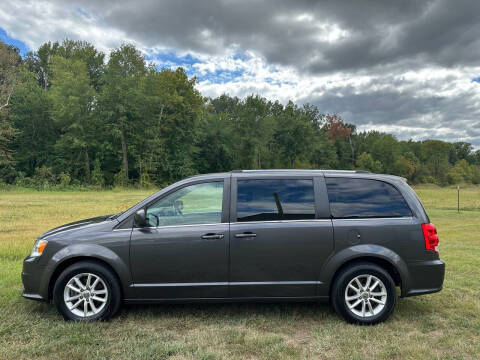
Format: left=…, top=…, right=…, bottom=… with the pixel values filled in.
left=326, top=178, right=411, bottom=218
left=237, top=179, right=315, bottom=222
left=146, top=181, right=223, bottom=226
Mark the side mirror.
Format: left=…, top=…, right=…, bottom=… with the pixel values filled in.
left=134, top=209, right=147, bottom=227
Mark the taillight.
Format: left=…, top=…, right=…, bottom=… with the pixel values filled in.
left=421, top=223, right=439, bottom=253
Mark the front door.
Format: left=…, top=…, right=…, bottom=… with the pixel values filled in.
left=130, top=179, right=229, bottom=299
left=229, top=177, right=334, bottom=298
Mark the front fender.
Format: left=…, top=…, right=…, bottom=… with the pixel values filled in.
left=40, top=243, right=132, bottom=300
left=319, top=244, right=410, bottom=296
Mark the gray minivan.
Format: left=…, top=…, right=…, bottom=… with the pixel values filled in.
left=22, top=170, right=445, bottom=324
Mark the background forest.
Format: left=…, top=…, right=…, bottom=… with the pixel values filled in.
left=1, top=39, right=479, bottom=189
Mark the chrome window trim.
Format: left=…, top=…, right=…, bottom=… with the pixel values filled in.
left=118, top=218, right=333, bottom=231
left=331, top=216, right=415, bottom=221
left=230, top=219, right=331, bottom=225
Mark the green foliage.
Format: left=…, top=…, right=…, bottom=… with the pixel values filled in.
left=0, top=41, right=21, bottom=178
left=1, top=38, right=480, bottom=187
left=58, top=172, right=71, bottom=187
left=113, top=169, right=129, bottom=187
left=32, top=165, right=57, bottom=188
left=356, top=152, right=383, bottom=173
left=91, top=158, right=105, bottom=187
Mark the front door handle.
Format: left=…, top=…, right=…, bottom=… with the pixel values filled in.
left=201, top=233, right=224, bottom=240
left=234, top=232, right=257, bottom=238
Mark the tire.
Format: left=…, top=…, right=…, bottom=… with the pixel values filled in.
left=331, top=262, right=397, bottom=325
left=53, top=261, right=122, bottom=321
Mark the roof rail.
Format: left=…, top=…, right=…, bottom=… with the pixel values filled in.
left=232, top=169, right=370, bottom=173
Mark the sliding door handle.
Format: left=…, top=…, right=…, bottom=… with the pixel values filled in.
left=201, top=233, right=224, bottom=240
left=234, top=232, right=257, bottom=238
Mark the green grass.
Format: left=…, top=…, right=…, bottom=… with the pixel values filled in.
left=1, top=185, right=479, bottom=359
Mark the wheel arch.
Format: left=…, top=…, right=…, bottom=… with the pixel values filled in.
left=48, top=256, right=124, bottom=301
left=321, top=245, right=409, bottom=297
left=44, top=244, right=131, bottom=301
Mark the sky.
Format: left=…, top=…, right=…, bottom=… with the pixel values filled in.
left=1, top=0, right=480, bottom=146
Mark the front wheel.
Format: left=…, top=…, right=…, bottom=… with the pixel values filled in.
left=53, top=261, right=121, bottom=321
left=331, top=262, right=397, bottom=325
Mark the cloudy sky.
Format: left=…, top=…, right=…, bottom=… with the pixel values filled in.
left=1, top=0, right=480, bottom=146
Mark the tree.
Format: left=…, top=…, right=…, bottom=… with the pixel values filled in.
left=24, top=41, right=60, bottom=90
left=0, top=41, right=21, bottom=182
left=49, top=56, right=96, bottom=182
left=273, top=101, right=314, bottom=168
left=421, top=140, right=452, bottom=184
left=393, top=155, right=416, bottom=179
left=143, top=68, right=204, bottom=182
left=9, top=70, right=54, bottom=175
left=356, top=152, right=383, bottom=173
left=195, top=110, right=234, bottom=174
left=100, top=44, right=146, bottom=181
left=25, top=40, right=104, bottom=91
left=324, top=114, right=355, bottom=167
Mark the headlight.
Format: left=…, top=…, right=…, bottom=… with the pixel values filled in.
left=31, top=239, right=48, bottom=257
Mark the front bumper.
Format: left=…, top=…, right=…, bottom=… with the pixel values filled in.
left=403, top=259, right=445, bottom=297
left=21, top=256, right=47, bottom=302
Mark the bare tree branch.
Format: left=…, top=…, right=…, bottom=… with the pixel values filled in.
left=0, top=92, right=12, bottom=111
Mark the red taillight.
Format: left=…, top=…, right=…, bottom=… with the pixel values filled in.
left=421, top=223, right=439, bottom=253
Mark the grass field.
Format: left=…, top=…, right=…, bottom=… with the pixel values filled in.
left=0, top=185, right=479, bottom=359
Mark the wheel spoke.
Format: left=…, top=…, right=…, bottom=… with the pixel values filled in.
left=70, top=299, right=83, bottom=310
left=367, top=300, right=374, bottom=315
left=89, top=299, right=97, bottom=313
left=91, top=277, right=100, bottom=290
left=370, top=291, right=387, bottom=297
left=365, top=275, right=372, bottom=290
left=74, top=277, right=85, bottom=290
left=92, top=296, right=107, bottom=303
left=86, top=274, right=92, bottom=288
left=369, top=280, right=379, bottom=292
left=93, top=289, right=107, bottom=295
left=84, top=299, right=88, bottom=316
left=348, top=283, right=360, bottom=293
left=66, top=294, right=81, bottom=302
left=355, top=278, right=363, bottom=290
left=361, top=301, right=366, bottom=317
left=346, top=294, right=360, bottom=301
left=67, top=284, right=81, bottom=293
left=369, top=297, right=385, bottom=305
left=348, top=299, right=362, bottom=309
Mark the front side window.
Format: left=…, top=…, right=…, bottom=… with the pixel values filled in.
left=325, top=178, right=412, bottom=218
left=146, top=181, right=224, bottom=226
left=236, top=179, right=315, bottom=222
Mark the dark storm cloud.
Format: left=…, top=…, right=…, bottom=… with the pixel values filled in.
left=67, top=0, right=480, bottom=74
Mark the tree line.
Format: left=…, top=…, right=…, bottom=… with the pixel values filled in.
left=1, top=39, right=479, bottom=188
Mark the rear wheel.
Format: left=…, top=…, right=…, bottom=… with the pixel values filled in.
left=331, top=262, right=396, bottom=325
left=53, top=261, right=121, bottom=321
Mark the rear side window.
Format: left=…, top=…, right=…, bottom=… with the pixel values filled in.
left=237, top=179, right=315, bottom=222
left=325, top=178, right=412, bottom=218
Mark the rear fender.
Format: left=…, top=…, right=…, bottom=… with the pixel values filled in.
left=319, top=244, right=410, bottom=296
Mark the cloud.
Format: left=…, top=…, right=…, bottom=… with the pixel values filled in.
left=0, top=0, right=479, bottom=146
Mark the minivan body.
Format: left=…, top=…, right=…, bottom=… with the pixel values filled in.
left=22, top=170, right=445, bottom=324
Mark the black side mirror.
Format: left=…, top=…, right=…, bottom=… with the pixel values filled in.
left=134, top=209, right=147, bottom=227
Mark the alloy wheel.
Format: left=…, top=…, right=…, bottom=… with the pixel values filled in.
left=63, top=273, right=109, bottom=318
left=344, top=274, right=388, bottom=318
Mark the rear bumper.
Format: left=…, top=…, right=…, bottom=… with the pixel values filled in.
left=403, top=259, right=445, bottom=297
